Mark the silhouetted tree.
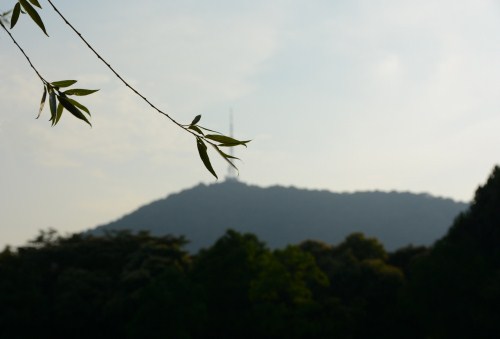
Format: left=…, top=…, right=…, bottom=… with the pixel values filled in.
left=408, top=166, right=500, bottom=338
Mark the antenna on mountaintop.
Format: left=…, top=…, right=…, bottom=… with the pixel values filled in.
left=226, top=109, right=238, bottom=181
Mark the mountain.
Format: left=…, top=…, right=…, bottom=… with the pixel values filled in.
left=91, top=180, right=468, bottom=252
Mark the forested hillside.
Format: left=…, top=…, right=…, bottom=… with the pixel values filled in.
left=93, top=180, right=467, bottom=252
left=1, top=167, right=499, bottom=338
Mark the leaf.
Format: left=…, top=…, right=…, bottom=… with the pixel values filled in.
left=205, top=134, right=251, bottom=147
left=51, top=80, right=77, bottom=88
left=36, top=86, right=47, bottom=119
left=213, top=145, right=240, bottom=160
left=49, top=90, right=56, bottom=124
left=57, top=95, right=92, bottom=126
left=63, top=88, right=99, bottom=96
left=28, top=0, right=42, bottom=8
left=10, top=3, right=21, bottom=29
left=217, top=143, right=241, bottom=147
left=188, top=125, right=204, bottom=135
left=66, top=98, right=90, bottom=115
left=196, top=138, right=217, bottom=179
left=55, top=102, right=63, bottom=125
left=191, top=114, right=201, bottom=126
left=198, top=125, right=222, bottom=134
left=18, top=0, right=48, bottom=36
left=211, top=144, right=240, bottom=172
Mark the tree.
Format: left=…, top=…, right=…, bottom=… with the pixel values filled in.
left=407, top=166, right=500, bottom=338
left=249, top=245, right=330, bottom=338
left=0, top=230, right=201, bottom=338
left=191, top=230, right=268, bottom=338
left=300, top=235, right=405, bottom=338
left=1, top=1, right=249, bottom=178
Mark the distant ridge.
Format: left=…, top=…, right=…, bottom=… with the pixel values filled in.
left=91, top=180, right=468, bottom=252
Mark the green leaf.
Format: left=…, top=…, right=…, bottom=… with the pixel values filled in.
left=49, top=90, right=56, bottom=124
left=205, top=134, right=251, bottom=146
left=63, top=88, right=99, bottom=96
left=51, top=80, right=77, bottom=88
left=10, top=3, right=21, bottom=29
left=217, top=143, right=239, bottom=147
left=55, top=102, right=63, bottom=125
left=191, top=114, right=201, bottom=126
left=198, top=125, right=222, bottom=134
left=19, top=0, right=48, bottom=36
left=211, top=144, right=240, bottom=172
left=66, top=98, right=90, bottom=115
left=57, top=95, right=92, bottom=127
left=213, top=145, right=240, bottom=160
left=188, top=125, right=204, bottom=135
left=36, top=86, right=47, bottom=119
left=196, top=138, right=217, bottom=179
left=28, top=0, right=42, bottom=8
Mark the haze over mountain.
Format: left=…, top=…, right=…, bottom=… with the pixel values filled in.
left=92, top=180, right=468, bottom=252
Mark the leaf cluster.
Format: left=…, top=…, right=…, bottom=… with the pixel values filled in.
left=186, top=115, right=250, bottom=179
left=4, top=1, right=251, bottom=178
left=6, top=1, right=99, bottom=127
left=10, top=0, right=47, bottom=35
left=38, top=80, right=98, bottom=127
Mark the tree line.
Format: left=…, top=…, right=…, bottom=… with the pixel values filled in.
left=1, top=166, right=499, bottom=338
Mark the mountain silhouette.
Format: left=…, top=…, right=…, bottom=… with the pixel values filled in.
left=91, top=180, right=468, bottom=252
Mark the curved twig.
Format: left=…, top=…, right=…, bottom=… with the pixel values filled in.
left=45, top=0, right=197, bottom=137
left=0, top=19, right=48, bottom=85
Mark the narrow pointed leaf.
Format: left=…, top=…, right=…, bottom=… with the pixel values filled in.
left=198, top=125, right=222, bottom=134
left=63, top=88, right=99, bottom=96
left=28, top=0, right=42, bottom=8
left=211, top=144, right=240, bottom=172
left=10, top=3, right=21, bottom=29
left=188, top=125, right=204, bottom=135
left=196, top=138, right=217, bottom=179
left=66, top=98, right=90, bottom=115
left=57, top=95, right=92, bottom=126
left=19, top=0, right=48, bottom=36
left=36, top=86, right=47, bottom=119
left=217, top=143, right=240, bottom=147
left=55, top=103, right=63, bottom=125
left=212, top=145, right=240, bottom=160
left=49, top=90, right=56, bottom=124
left=190, top=114, right=201, bottom=126
left=51, top=80, right=77, bottom=88
left=205, top=134, right=250, bottom=146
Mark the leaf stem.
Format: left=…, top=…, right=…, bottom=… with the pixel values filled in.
left=0, top=19, right=48, bottom=85
left=45, top=0, right=202, bottom=139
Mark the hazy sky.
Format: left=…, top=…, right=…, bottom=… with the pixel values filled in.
left=1, top=0, right=500, bottom=248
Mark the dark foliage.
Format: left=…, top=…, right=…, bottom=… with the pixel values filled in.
left=1, top=166, right=499, bottom=338
left=407, top=166, right=500, bottom=338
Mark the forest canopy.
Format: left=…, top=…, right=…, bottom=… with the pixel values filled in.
left=1, top=165, right=499, bottom=338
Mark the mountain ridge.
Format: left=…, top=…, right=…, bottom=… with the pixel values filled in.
left=91, top=180, right=468, bottom=252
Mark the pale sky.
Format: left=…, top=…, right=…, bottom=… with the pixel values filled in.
left=1, top=0, right=499, bottom=248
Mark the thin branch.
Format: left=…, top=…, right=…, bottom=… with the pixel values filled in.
left=0, top=19, right=48, bottom=85
left=45, top=0, right=199, bottom=138
left=2, top=1, right=242, bottom=177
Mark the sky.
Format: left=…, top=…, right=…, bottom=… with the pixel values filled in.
left=1, top=0, right=500, bottom=248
